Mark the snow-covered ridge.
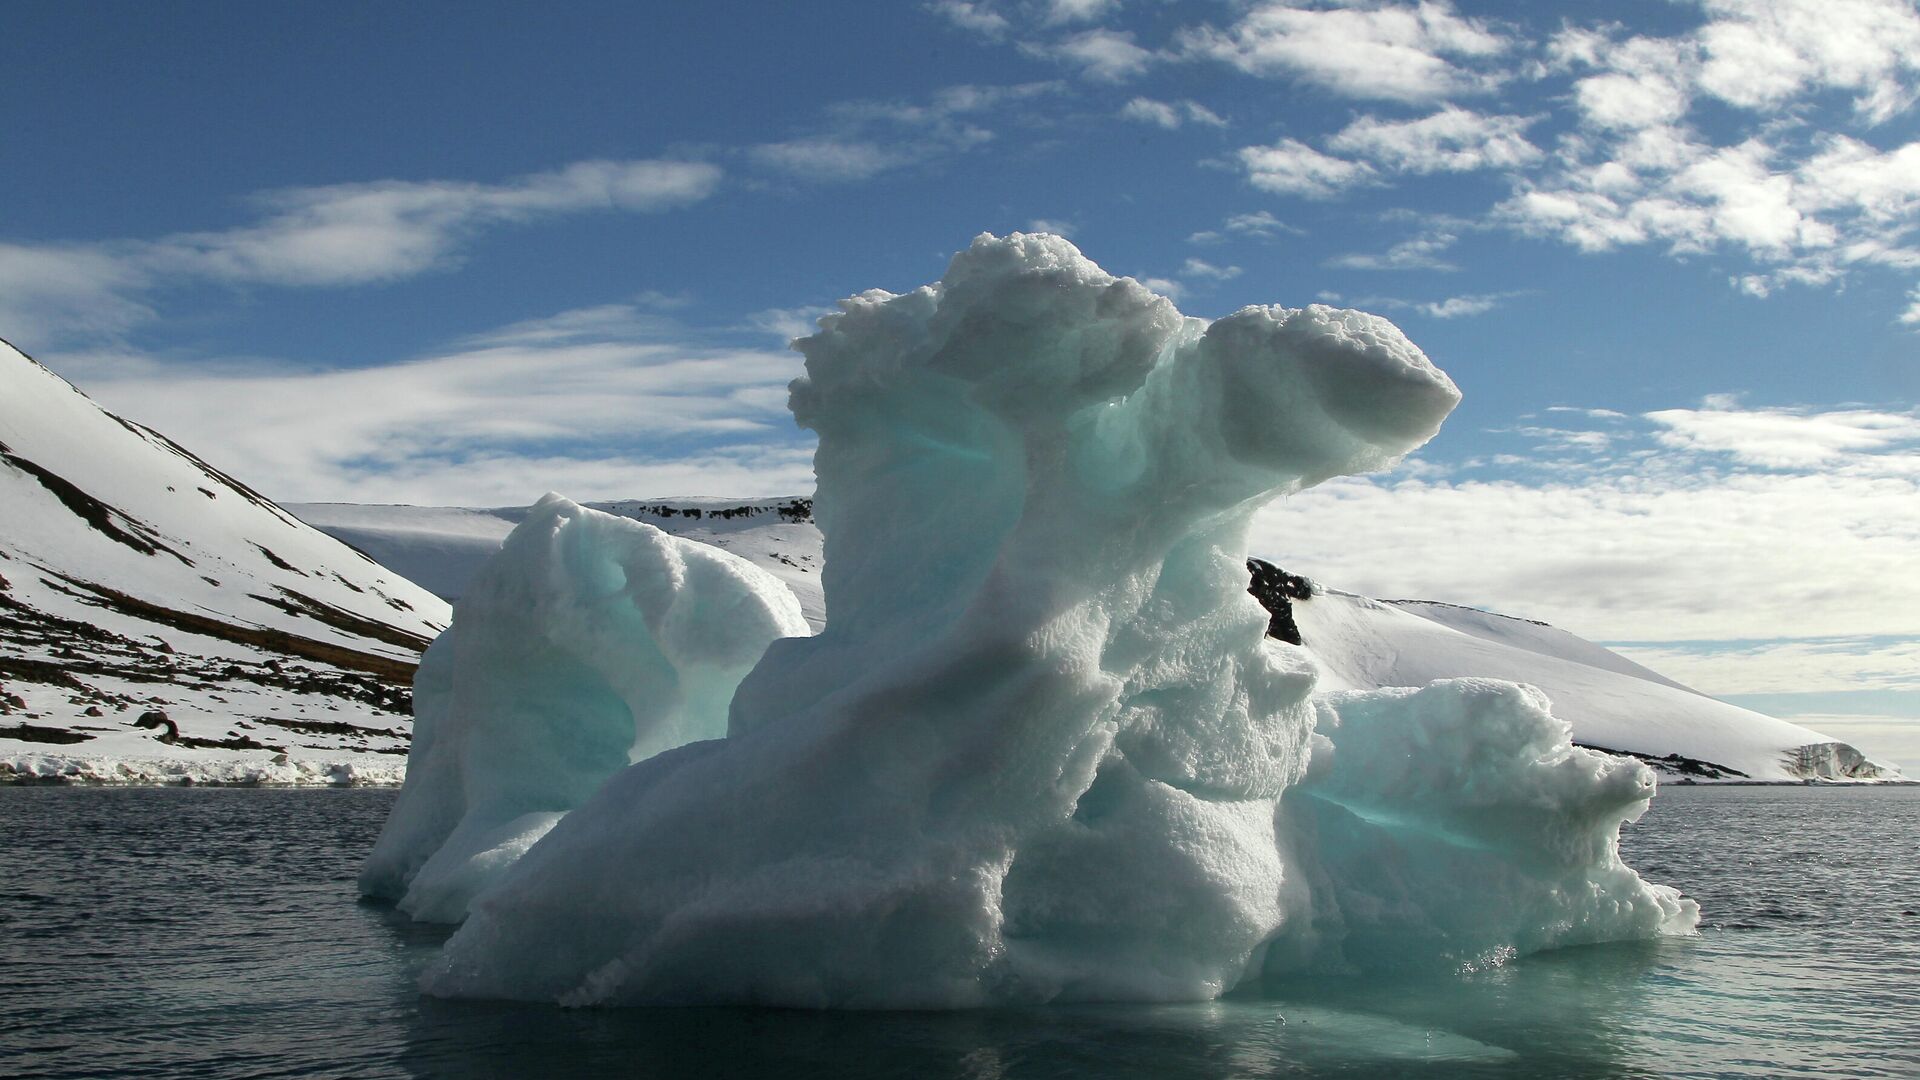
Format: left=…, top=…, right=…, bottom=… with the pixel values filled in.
left=0, top=338, right=450, bottom=783
left=291, top=496, right=826, bottom=628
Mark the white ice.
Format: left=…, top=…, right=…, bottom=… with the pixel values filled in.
left=358, top=494, right=808, bottom=922
left=371, top=234, right=1698, bottom=1006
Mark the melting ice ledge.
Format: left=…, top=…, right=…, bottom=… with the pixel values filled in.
left=360, top=234, right=1700, bottom=1009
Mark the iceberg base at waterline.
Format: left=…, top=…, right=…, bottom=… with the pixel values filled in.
left=363, top=233, right=1698, bottom=1008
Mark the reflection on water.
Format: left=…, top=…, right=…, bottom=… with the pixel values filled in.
left=3, top=785, right=1917, bottom=1078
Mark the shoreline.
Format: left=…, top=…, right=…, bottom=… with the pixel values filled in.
left=3, top=753, right=405, bottom=787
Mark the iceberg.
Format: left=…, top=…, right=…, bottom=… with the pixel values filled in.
left=371, top=233, right=1697, bottom=1007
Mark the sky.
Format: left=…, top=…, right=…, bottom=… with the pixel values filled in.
left=5, top=0, right=1919, bottom=771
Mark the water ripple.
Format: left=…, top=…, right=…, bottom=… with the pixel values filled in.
left=2, top=785, right=1916, bottom=1078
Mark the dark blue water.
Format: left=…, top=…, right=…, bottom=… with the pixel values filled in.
left=3, top=785, right=1917, bottom=1079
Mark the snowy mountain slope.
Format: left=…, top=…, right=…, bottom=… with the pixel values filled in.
left=293, top=499, right=1897, bottom=784
left=0, top=338, right=451, bottom=783
left=1282, top=583, right=1893, bottom=782
left=1384, top=599, right=1697, bottom=693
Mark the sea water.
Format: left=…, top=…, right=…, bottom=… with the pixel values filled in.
left=3, top=784, right=1916, bottom=1079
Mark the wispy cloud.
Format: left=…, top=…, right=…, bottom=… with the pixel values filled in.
left=745, top=305, right=834, bottom=341
left=1348, top=290, right=1520, bottom=318
left=1119, top=96, right=1227, bottom=129
left=1026, top=218, right=1077, bottom=237
left=1180, top=257, right=1241, bottom=281
left=49, top=303, right=811, bottom=506
left=1027, top=28, right=1155, bottom=82
left=750, top=138, right=909, bottom=182
left=1190, top=210, right=1299, bottom=244
left=749, top=81, right=1056, bottom=183
left=927, top=0, right=1010, bottom=38
left=1644, top=403, right=1920, bottom=468
left=1326, top=228, right=1458, bottom=271
left=0, top=159, right=721, bottom=348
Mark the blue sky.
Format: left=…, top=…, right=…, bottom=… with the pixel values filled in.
left=6, top=0, right=1920, bottom=770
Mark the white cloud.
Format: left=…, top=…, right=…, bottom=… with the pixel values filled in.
left=1795, top=136, right=1920, bottom=222
left=1119, top=96, right=1228, bottom=129
left=1182, top=101, right=1228, bottom=128
left=1345, top=289, right=1518, bottom=318
left=1672, top=140, right=1833, bottom=257
left=0, top=243, right=154, bottom=347
left=46, top=304, right=811, bottom=506
left=1495, top=11, right=1920, bottom=322
left=1233, top=212, right=1289, bottom=237
left=1237, top=139, right=1376, bottom=198
left=1695, top=0, right=1920, bottom=124
left=1179, top=257, right=1241, bottom=281
left=928, top=0, right=1010, bottom=37
left=1326, top=229, right=1458, bottom=270
left=1044, top=0, right=1118, bottom=25
left=751, top=138, right=904, bottom=182
left=163, top=160, right=719, bottom=287
left=1032, top=28, right=1154, bottom=81
left=0, top=159, right=721, bottom=348
left=1221, top=211, right=1296, bottom=240
left=1560, top=33, right=1697, bottom=132
left=1135, top=275, right=1185, bottom=300
left=1644, top=403, right=1920, bottom=468
left=1414, top=293, right=1503, bottom=317
left=1120, top=97, right=1181, bottom=128
left=1181, top=0, right=1510, bottom=103
left=1025, top=218, right=1076, bottom=237
left=1327, top=106, right=1541, bottom=173
left=746, top=305, right=834, bottom=341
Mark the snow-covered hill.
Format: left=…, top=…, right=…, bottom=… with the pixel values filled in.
left=0, top=339, right=450, bottom=783
left=293, top=500, right=1898, bottom=784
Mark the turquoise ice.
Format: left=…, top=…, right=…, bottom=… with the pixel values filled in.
left=368, top=234, right=1696, bottom=1006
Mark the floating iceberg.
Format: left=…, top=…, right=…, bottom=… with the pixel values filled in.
left=369, top=233, right=1697, bottom=1007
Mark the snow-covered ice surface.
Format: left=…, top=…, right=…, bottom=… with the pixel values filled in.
left=359, top=493, right=808, bottom=922
left=0, top=338, right=448, bottom=784
left=376, top=234, right=1699, bottom=1008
